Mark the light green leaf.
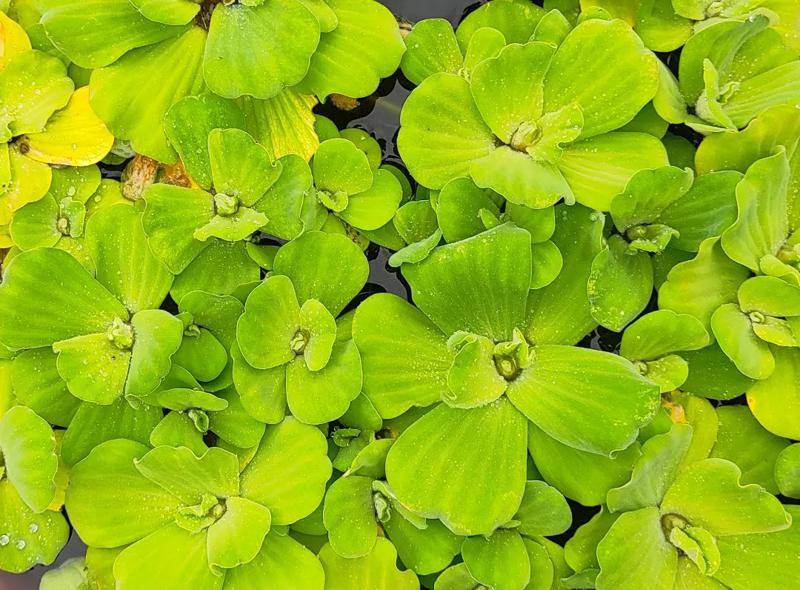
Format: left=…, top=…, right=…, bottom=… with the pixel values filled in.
left=322, top=475, right=377, bottom=558
left=738, top=275, right=800, bottom=317
left=253, top=154, right=312, bottom=240
left=129, top=0, right=199, bottom=25
left=273, top=231, right=368, bottom=316
left=621, top=310, right=710, bottom=361
left=170, top=239, right=261, bottom=302
left=397, top=73, right=494, bottom=190
left=340, top=168, right=403, bottom=231
left=659, top=237, right=750, bottom=331
left=588, top=235, right=654, bottom=331
left=53, top=332, right=130, bottom=405
left=353, top=293, right=450, bottom=419
left=86, top=203, right=173, bottom=313
left=400, top=18, right=462, bottom=86
left=385, top=398, right=527, bottom=536
left=206, top=496, right=271, bottom=570
left=125, top=309, right=184, bottom=399
left=301, top=0, right=405, bottom=100
left=0, top=248, right=127, bottom=349
left=543, top=19, right=658, bottom=139
left=10, top=349, right=81, bottom=427
left=204, top=0, right=319, bottom=100
left=208, top=128, right=281, bottom=206
left=507, top=345, right=659, bottom=456
left=528, top=424, right=641, bottom=506
left=40, top=0, right=185, bottom=69
left=0, top=480, right=69, bottom=573
left=610, top=166, right=693, bottom=232
left=445, top=333, right=507, bottom=409
left=721, top=150, right=790, bottom=272
left=231, top=342, right=287, bottom=424
left=596, top=507, right=677, bottom=590
left=661, top=458, right=790, bottom=536
left=558, top=132, right=669, bottom=210
left=285, top=340, right=362, bottom=424
left=775, top=444, right=800, bottom=498
left=313, top=138, right=373, bottom=196
left=90, top=28, right=206, bottom=163
left=134, top=446, right=240, bottom=505
left=112, top=523, right=222, bottom=590
left=462, top=530, right=531, bottom=590
left=319, top=538, right=419, bottom=590
left=607, top=423, right=693, bottom=513
left=514, top=480, right=572, bottom=538
left=404, top=224, right=531, bottom=342
left=456, top=0, right=545, bottom=48
left=0, top=406, right=58, bottom=513
left=240, top=418, right=332, bottom=525
left=222, top=531, right=325, bottom=590
left=711, top=303, right=774, bottom=380
left=66, top=439, right=182, bottom=548
left=747, top=346, right=800, bottom=439
left=236, top=274, right=301, bottom=369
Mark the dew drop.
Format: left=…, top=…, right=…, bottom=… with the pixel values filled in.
left=15, top=539, right=26, bottom=550
left=29, top=523, right=39, bottom=534
left=0, top=535, right=9, bottom=546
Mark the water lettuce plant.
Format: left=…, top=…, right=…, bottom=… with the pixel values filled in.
left=0, top=1, right=799, bottom=588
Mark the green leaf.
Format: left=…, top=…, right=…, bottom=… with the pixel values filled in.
left=659, top=237, right=750, bottom=331
left=404, top=224, right=531, bottom=342
left=236, top=274, right=301, bottom=370
left=150, top=412, right=207, bottom=457
left=318, top=538, right=419, bottom=590
left=434, top=563, right=481, bottom=590
left=514, top=480, right=572, bottom=538
left=86, top=203, right=172, bottom=313
left=9, top=194, right=61, bottom=251
left=385, top=398, right=527, bottom=536
left=0, top=406, right=58, bottom=512
left=526, top=204, right=604, bottom=345
left=66, top=439, right=182, bottom=547
left=607, top=423, right=693, bottom=513
left=456, top=0, right=545, bottom=48
left=661, top=458, right=790, bottom=536
left=621, top=310, right=710, bottom=361
left=388, top=229, right=443, bottom=268
left=273, top=231, right=368, bottom=316
left=711, top=406, right=789, bottom=494
left=711, top=303, right=774, bottom=380
left=400, top=18, right=462, bottom=85
left=206, top=496, right=272, bottom=570
left=174, top=326, right=228, bottom=383
left=738, top=275, right=800, bottom=317
left=558, top=132, right=669, bottom=210
left=322, top=475, right=377, bottom=558
left=588, top=235, right=654, bottom=331
left=53, top=332, right=130, bottom=405
left=207, top=387, right=265, bottom=448
left=170, top=239, right=261, bottom=302
left=383, top=509, right=461, bottom=576
left=435, top=178, right=500, bottom=243
left=462, top=530, right=531, bottom=590
left=471, top=42, right=554, bottom=144
left=254, top=154, right=312, bottom=240
left=596, top=507, right=677, bottom=590
left=715, top=506, right=800, bottom=590
left=240, top=418, right=331, bottom=525
left=112, top=523, right=222, bottom=590
left=610, top=166, right=693, bottom=232
left=543, top=19, right=658, bottom=139
left=721, top=150, right=790, bottom=272
left=125, top=309, right=184, bottom=399
left=40, top=0, right=185, bottom=69
left=0, top=248, right=127, bottom=349
left=528, top=424, right=641, bottom=506
left=397, top=73, right=494, bottom=190
left=135, top=446, right=240, bottom=505
left=90, top=28, right=206, bottom=163
left=340, top=169, right=403, bottom=231
left=231, top=342, right=287, bottom=424
left=0, top=51, right=72, bottom=141
left=129, top=0, right=199, bottom=25
left=301, top=0, right=405, bottom=100
left=682, top=344, right=755, bottom=400
left=285, top=340, right=362, bottom=424
left=461, top=27, right=506, bottom=71
left=61, top=398, right=162, bottom=466
left=222, top=530, right=325, bottom=589
left=775, top=444, right=800, bottom=498
left=565, top=506, right=617, bottom=575
left=507, top=345, right=659, bottom=456
left=353, top=293, right=451, bottom=418
left=747, top=347, right=800, bottom=439
left=165, top=94, right=245, bottom=190
left=313, top=138, right=373, bottom=196
left=142, top=185, right=214, bottom=274
left=0, top=480, right=69, bottom=574
left=10, top=349, right=81, bottom=427
left=445, top=333, right=507, bottom=409
left=208, top=128, right=281, bottom=206
left=204, top=0, right=319, bottom=100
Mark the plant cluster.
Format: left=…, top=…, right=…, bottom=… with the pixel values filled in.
left=0, top=0, right=799, bottom=589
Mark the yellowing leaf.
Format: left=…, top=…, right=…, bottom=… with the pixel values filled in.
left=0, top=11, right=31, bottom=70
left=0, top=145, right=51, bottom=226
left=22, top=87, right=114, bottom=166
